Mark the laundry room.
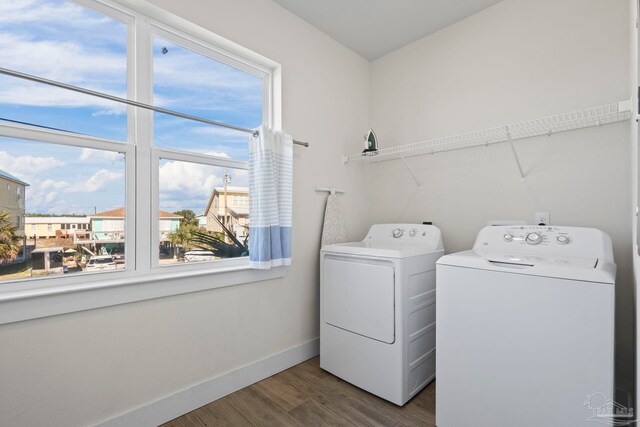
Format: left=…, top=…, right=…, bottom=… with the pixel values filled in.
left=0, top=0, right=636, bottom=426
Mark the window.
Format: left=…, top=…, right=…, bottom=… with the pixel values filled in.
left=157, top=159, right=249, bottom=265
left=150, top=27, right=264, bottom=271
left=0, top=0, right=274, bottom=300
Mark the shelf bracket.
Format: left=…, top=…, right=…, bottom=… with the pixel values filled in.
left=506, top=126, right=526, bottom=183
left=400, top=156, right=422, bottom=188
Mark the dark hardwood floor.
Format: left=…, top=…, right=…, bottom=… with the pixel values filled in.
left=162, top=357, right=436, bottom=426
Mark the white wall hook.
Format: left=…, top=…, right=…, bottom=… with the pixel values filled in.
left=316, top=187, right=345, bottom=195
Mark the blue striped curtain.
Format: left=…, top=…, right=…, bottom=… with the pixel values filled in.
left=248, top=125, right=293, bottom=269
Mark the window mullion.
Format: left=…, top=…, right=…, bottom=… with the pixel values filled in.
left=153, top=147, right=249, bottom=170
left=0, top=121, right=128, bottom=153
left=133, top=17, right=153, bottom=275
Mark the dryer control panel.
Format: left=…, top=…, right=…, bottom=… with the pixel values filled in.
left=363, top=224, right=443, bottom=252
left=472, top=225, right=613, bottom=262
left=364, top=223, right=441, bottom=243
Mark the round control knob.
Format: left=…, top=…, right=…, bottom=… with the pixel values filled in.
left=392, top=228, right=404, bottom=238
left=556, top=235, right=570, bottom=245
left=503, top=233, right=514, bottom=242
left=409, top=229, right=417, bottom=237
left=526, top=232, right=543, bottom=245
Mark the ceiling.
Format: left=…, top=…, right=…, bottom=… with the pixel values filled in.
left=272, top=0, right=503, bottom=60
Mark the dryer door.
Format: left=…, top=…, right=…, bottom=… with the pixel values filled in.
left=323, top=256, right=395, bottom=344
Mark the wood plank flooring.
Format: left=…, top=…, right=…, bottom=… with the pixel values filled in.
left=162, top=357, right=436, bottom=427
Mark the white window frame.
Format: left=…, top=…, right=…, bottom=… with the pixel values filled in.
left=0, top=0, right=284, bottom=325
left=147, top=23, right=269, bottom=274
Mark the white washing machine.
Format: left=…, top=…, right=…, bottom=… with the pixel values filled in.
left=436, top=225, right=615, bottom=427
left=320, top=223, right=444, bottom=405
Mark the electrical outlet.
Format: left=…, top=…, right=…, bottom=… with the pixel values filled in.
left=535, top=212, right=550, bottom=226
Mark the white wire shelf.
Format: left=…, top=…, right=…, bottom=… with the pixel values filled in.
left=344, top=100, right=633, bottom=164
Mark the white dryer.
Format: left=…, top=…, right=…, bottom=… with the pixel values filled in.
left=320, top=223, right=444, bottom=405
left=436, top=225, right=615, bottom=427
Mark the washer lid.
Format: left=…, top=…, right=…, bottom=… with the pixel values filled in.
left=322, top=240, right=439, bottom=258
left=437, top=250, right=615, bottom=284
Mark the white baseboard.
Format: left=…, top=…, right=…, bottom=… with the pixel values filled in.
left=97, top=338, right=320, bottom=427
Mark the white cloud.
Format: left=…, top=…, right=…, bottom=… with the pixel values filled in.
left=83, top=169, right=123, bottom=192
left=204, top=151, right=231, bottom=158
left=80, top=148, right=123, bottom=162
left=0, top=151, right=64, bottom=182
left=79, top=149, right=92, bottom=161
left=0, top=36, right=127, bottom=113
left=0, top=0, right=108, bottom=26
left=39, top=178, right=67, bottom=191
left=24, top=170, right=123, bottom=214
left=25, top=178, right=67, bottom=213
left=159, top=161, right=220, bottom=197
left=0, top=81, right=126, bottom=111
left=92, top=107, right=127, bottom=117
left=0, top=32, right=126, bottom=83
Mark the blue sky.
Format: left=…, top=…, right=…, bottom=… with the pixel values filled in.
left=0, top=0, right=261, bottom=215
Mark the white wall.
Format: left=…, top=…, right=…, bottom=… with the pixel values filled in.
left=1, top=0, right=636, bottom=425
left=0, top=0, right=371, bottom=425
left=370, top=0, right=634, bottom=394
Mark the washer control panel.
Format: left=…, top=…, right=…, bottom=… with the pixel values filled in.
left=498, top=226, right=571, bottom=246
left=473, top=225, right=614, bottom=262
left=473, top=225, right=614, bottom=265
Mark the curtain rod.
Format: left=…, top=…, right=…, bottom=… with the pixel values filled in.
left=0, top=67, right=310, bottom=147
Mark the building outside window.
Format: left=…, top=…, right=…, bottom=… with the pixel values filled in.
left=203, top=186, right=250, bottom=241
left=0, top=169, right=28, bottom=235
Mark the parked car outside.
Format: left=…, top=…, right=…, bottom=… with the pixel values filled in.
left=110, top=247, right=125, bottom=263
left=86, top=255, right=117, bottom=271
left=184, top=250, right=216, bottom=262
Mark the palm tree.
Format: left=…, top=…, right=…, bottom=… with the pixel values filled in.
left=191, top=215, right=248, bottom=259
left=191, top=230, right=248, bottom=258
left=173, top=209, right=199, bottom=228
left=0, top=211, right=20, bottom=264
left=168, top=223, right=196, bottom=259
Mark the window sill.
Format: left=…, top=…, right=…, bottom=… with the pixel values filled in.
left=0, top=263, right=286, bottom=325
